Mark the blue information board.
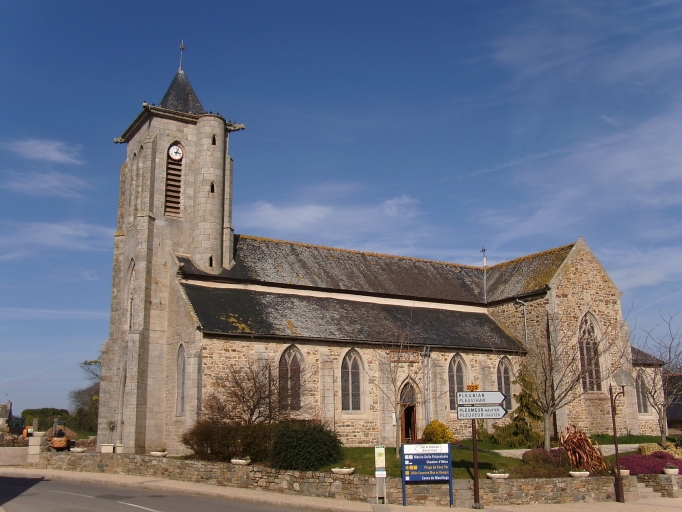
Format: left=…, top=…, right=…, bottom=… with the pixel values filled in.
left=401, top=444, right=453, bottom=506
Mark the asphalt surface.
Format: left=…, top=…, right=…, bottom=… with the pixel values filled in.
left=0, top=476, right=306, bottom=512
left=0, top=467, right=680, bottom=512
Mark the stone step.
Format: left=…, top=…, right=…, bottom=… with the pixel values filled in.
left=636, top=482, right=663, bottom=499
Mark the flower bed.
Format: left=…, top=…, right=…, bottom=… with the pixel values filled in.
left=619, top=451, right=682, bottom=475
left=638, top=443, right=682, bottom=459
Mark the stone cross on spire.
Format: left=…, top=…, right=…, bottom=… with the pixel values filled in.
left=179, top=40, right=186, bottom=72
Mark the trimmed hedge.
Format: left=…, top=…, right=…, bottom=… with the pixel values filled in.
left=511, top=448, right=571, bottom=478
left=271, top=421, right=342, bottom=471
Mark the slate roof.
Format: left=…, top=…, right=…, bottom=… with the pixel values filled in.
left=631, top=346, right=664, bottom=367
left=180, top=235, right=486, bottom=303
left=181, top=283, right=524, bottom=353
left=485, top=244, right=575, bottom=302
left=159, top=70, right=205, bottom=115
left=179, top=236, right=578, bottom=305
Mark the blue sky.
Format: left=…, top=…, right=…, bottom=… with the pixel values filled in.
left=1, top=1, right=681, bottom=413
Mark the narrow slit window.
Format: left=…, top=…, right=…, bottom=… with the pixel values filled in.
left=208, top=256, right=213, bottom=267
left=164, top=146, right=183, bottom=216
left=210, top=182, right=215, bottom=193
left=177, top=345, right=186, bottom=415
left=211, top=134, right=217, bottom=145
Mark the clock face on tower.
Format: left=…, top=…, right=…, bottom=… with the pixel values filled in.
left=168, top=145, right=183, bottom=160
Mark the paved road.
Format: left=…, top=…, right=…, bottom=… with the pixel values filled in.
left=1, top=468, right=680, bottom=512
left=0, top=477, right=306, bottom=512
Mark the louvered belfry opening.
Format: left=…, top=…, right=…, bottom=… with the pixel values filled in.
left=164, top=152, right=183, bottom=216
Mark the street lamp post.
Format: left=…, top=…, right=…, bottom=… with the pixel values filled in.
left=610, top=368, right=632, bottom=504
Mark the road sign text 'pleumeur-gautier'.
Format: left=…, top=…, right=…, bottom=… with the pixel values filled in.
left=456, top=389, right=508, bottom=508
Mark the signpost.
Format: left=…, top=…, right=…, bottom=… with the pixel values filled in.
left=457, top=386, right=507, bottom=509
left=456, top=406, right=507, bottom=420
left=375, top=445, right=386, bottom=504
left=401, top=444, right=453, bottom=507
left=456, top=391, right=506, bottom=405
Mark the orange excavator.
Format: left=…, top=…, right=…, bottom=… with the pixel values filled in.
left=49, top=419, right=69, bottom=450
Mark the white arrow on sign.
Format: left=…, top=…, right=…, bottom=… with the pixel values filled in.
left=456, top=405, right=508, bottom=420
left=456, top=391, right=506, bottom=405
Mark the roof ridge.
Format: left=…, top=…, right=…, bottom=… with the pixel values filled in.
left=488, top=242, right=576, bottom=269
left=237, top=234, right=482, bottom=270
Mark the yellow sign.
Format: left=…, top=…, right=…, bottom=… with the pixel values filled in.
left=375, top=445, right=386, bottom=469
left=467, top=383, right=480, bottom=391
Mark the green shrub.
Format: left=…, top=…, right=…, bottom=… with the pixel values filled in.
left=271, top=421, right=342, bottom=471
left=421, top=420, right=455, bottom=444
left=476, top=420, right=494, bottom=442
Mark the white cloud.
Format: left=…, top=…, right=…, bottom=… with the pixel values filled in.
left=475, top=102, right=682, bottom=249
left=0, top=221, right=114, bottom=261
left=235, top=191, right=428, bottom=255
left=3, top=139, right=83, bottom=164
left=599, top=246, right=682, bottom=291
left=2, top=170, right=88, bottom=198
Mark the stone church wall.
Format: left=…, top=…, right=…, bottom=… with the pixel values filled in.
left=195, top=337, right=525, bottom=449
left=488, top=242, right=647, bottom=438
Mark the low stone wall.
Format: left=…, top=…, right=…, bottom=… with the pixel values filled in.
left=636, top=474, right=682, bottom=498
left=38, top=452, right=640, bottom=506
left=0, top=447, right=28, bottom=466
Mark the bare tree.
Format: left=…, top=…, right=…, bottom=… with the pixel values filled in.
left=203, top=358, right=312, bottom=425
left=636, top=312, right=682, bottom=448
left=496, top=304, right=630, bottom=451
left=365, top=314, right=428, bottom=459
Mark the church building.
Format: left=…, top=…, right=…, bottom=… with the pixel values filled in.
left=98, top=68, right=660, bottom=454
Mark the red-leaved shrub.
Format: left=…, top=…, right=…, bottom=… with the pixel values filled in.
left=522, top=448, right=570, bottom=467
left=619, top=451, right=682, bottom=475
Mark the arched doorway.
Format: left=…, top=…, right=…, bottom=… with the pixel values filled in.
left=400, top=382, right=417, bottom=443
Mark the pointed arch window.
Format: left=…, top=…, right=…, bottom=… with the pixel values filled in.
left=279, top=346, right=301, bottom=411
left=176, top=345, right=186, bottom=415
left=579, top=315, right=602, bottom=392
left=448, top=356, right=466, bottom=410
left=164, top=144, right=183, bottom=216
left=635, top=374, right=649, bottom=414
left=497, top=359, right=512, bottom=410
left=341, top=350, right=361, bottom=411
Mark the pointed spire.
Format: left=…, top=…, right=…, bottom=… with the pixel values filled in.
left=159, top=70, right=205, bottom=115
left=159, top=41, right=205, bottom=115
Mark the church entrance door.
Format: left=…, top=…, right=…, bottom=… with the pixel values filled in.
left=400, top=383, right=417, bottom=444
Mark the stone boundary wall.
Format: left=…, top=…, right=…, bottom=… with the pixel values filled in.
left=635, top=474, right=682, bottom=498
left=0, top=447, right=28, bottom=466
left=37, top=452, right=641, bottom=506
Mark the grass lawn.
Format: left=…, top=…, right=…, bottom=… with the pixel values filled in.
left=590, top=434, right=666, bottom=445
left=319, top=445, right=525, bottom=479
left=459, top=438, right=537, bottom=451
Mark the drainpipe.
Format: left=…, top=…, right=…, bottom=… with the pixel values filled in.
left=421, top=346, right=431, bottom=425
left=516, top=298, right=528, bottom=346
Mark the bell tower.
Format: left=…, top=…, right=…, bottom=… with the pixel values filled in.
left=98, top=50, right=244, bottom=453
